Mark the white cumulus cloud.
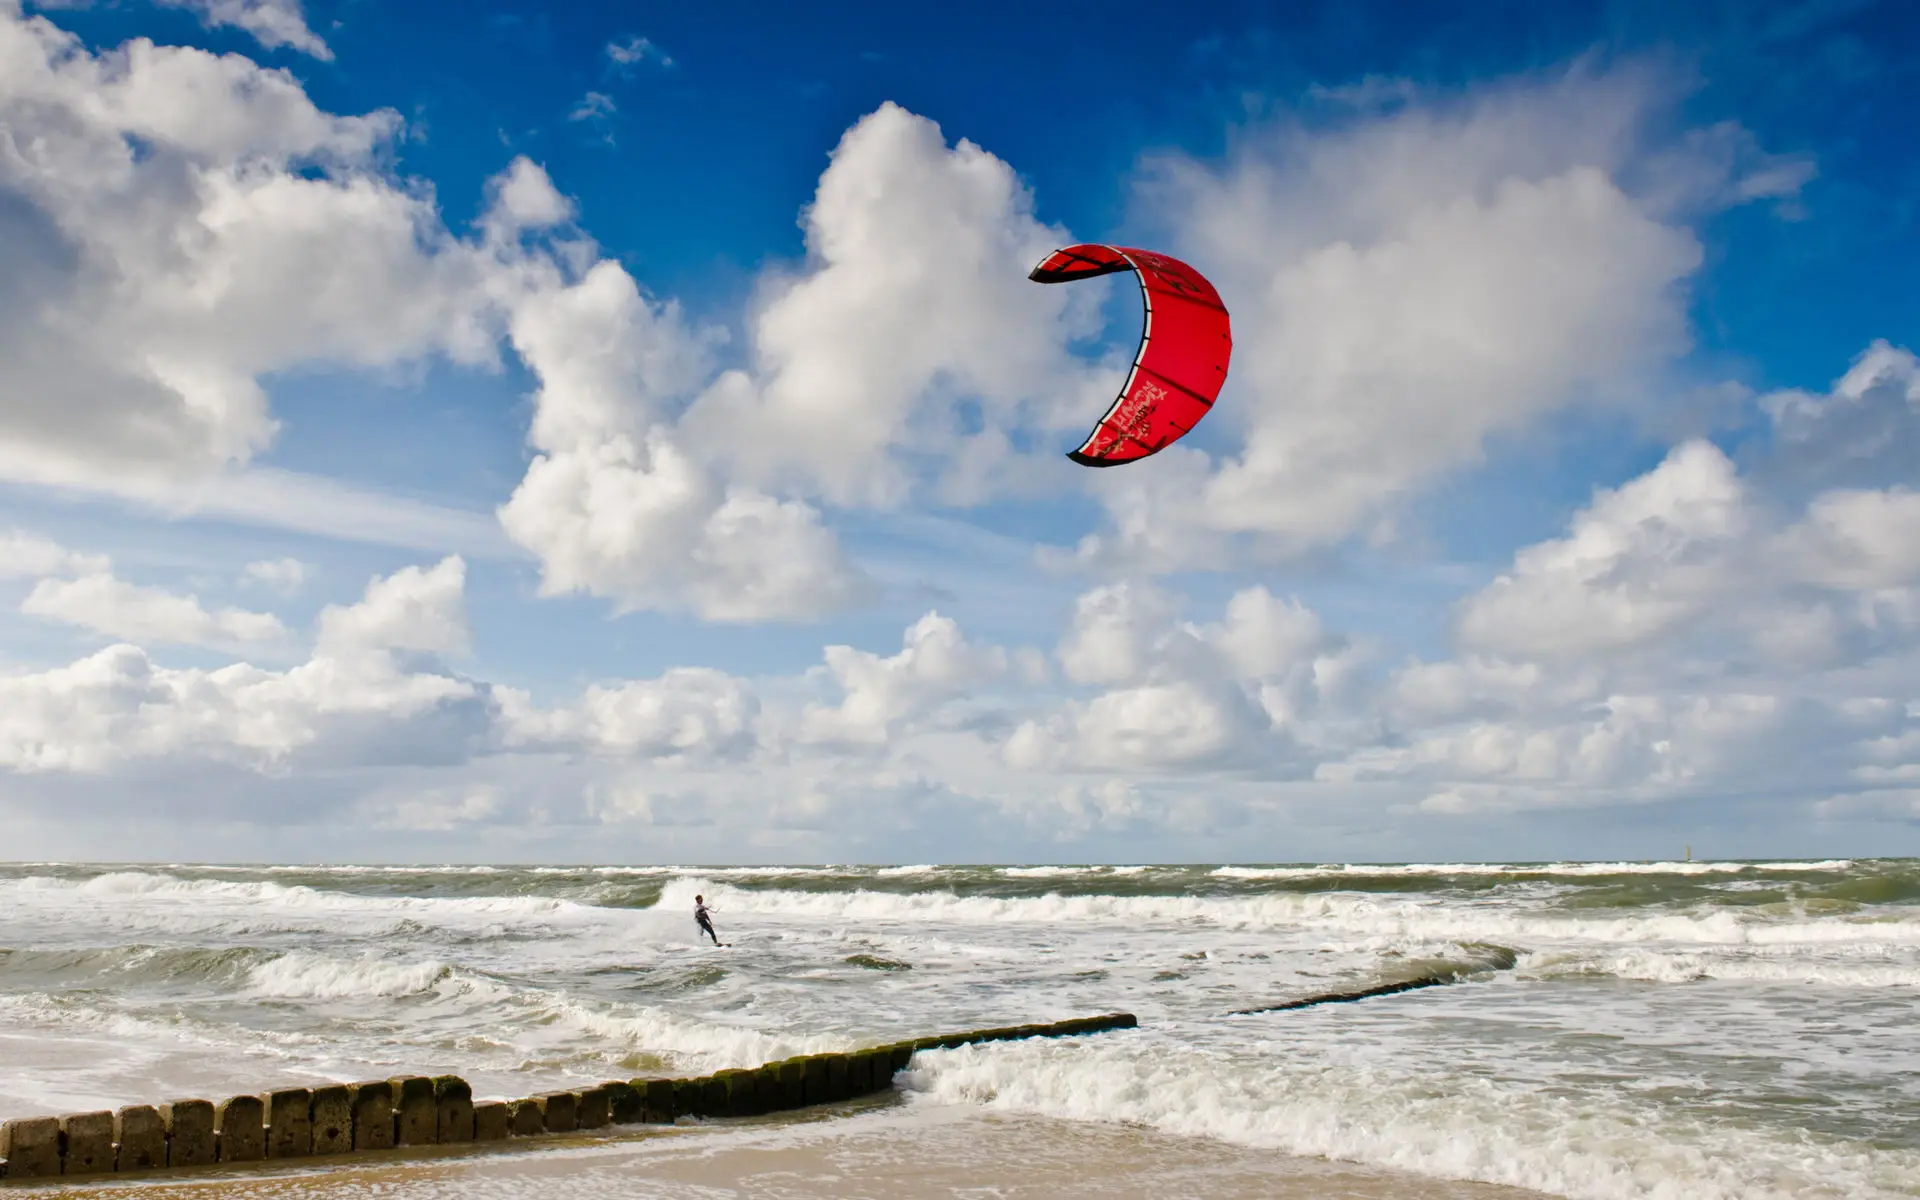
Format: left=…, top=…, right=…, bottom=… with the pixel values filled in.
left=240, top=557, right=309, bottom=593
left=0, top=4, right=501, bottom=498
left=0, top=529, right=109, bottom=579
left=799, top=612, right=1008, bottom=746
left=500, top=668, right=759, bottom=762
left=22, top=573, right=290, bottom=652
left=1071, top=65, right=1803, bottom=570
left=1456, top=440, right=1749, bottom=661
left=0, top=556, right=485, bottom=773
left=158, top=0, right=332, bottom=60
left=493, top=207, right=869, bottom=621
left=1336, top=343, right=1920, bottom=812
left=681, top=102, right=1107, bottom=509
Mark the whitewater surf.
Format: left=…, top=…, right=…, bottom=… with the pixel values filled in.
left=3, top=860, right=1916, bottom=1199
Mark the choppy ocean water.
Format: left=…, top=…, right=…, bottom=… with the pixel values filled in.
left=2, top=860, right=1917, bottom=1199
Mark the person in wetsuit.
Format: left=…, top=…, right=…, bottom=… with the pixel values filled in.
left=694, top=894, right=721, bottom=946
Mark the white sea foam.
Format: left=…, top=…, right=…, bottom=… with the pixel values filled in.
left=1211, top=864, right=1342, bottom=878
left=561, top=865, right=845, bottom=878
left=245, top=952, right=462, bottom=1001
left=1, top=872, right=596, bottom=927
left=1212, top=860, right=1855, bottom=879
left=661, top=877, right=1920, bottom=951
left=183, top=864, right=508, bottom=876
left=0, top=991, right=326, bottom=1055
left=898, top=1036, right=1918, bottom=1200
left=1522, top=946, right=1920, bottom=988
left=513, top=995, right=851, bottom=1074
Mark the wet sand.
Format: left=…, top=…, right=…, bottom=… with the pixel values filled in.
left=12, top=1101, right=1556, bottom=1199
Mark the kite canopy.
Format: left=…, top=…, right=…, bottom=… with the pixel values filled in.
left=1029, top=244, right=1231, bottom=467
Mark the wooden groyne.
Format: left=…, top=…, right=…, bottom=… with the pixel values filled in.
left=1228, top=974, right=1453, bottom=1014
left=0, top=1012, right=1136, bottom=1183
left=1227, top=949, right=1519, bottom=1016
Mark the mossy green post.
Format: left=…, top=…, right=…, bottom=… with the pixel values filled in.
left=215, top=1095, right=265, bottom=1163
left=159, top=1100, right=215, bottom=1167
left=713, top=1069, right=755, bottom=1117
left=604, top=1081, right=643, bottom=1125
left=537, top=1091, right=578, bottom=1134
left=773, top=1059, right=805, bottom=1109
left=707, top=1074, right=731, bottom=1113
left=114, top=1105, right=166, bottom=1172
left=506, top=1099, right=544, bottom=1137
left=801, top=1055, right=832, bottom=1105
left=434, top=1076, right=475, bottom=1143
left=890, top=1042, right=915, bottom=1072
left=264, top=1088, right=311, bottom=1158
left=844, top=1050, right=870, bottom=1095
left=752, top=1066, right=781, bottom=1114
left=671, top=1078, right=704, bottom=1118
left=57, top=1111, right=113, bottom=1175
left=473, top=1101, right=509, bottom=1141
left=347, top=1082, right=394, bottom=1152
left=391, top=1077, right=436, bottom=1147
left=846, top=1051, right=872, bottom=1095
left=0, top=1117, right=61, bottom=1179
left=310, top=1085, right=352, bottom=1156
left=575, top=1085, right=611, bottom=1130
left=823, top=1054, right=850, bottom=1102
left=640, top=1078, right=676, bottom=1123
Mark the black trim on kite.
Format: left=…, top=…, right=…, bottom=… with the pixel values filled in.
left=1029, top=259, right=1134, bottom=284
left=1065, top=450, right=1124, bottom=467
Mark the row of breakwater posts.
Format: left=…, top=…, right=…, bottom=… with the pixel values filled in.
left=0, top=1013, right=1137, bottom=1184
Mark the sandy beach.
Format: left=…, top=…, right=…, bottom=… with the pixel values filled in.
left=8, top=1104, right=1552, bottom=1199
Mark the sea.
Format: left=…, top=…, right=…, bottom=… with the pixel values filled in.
left=2, top=860, right=1916, bottom=1199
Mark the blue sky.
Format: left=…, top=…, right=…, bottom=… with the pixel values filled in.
left=1, top=0, right=1917, bottom=864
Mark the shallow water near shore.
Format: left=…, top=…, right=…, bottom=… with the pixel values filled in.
left=4, top=859, right=1919, bottom=1199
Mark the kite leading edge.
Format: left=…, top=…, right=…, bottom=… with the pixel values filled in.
left=1028, top=244, right=1232, bottom=467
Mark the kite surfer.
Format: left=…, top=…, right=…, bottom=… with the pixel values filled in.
left=694, top=894, right=724, bottom=947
